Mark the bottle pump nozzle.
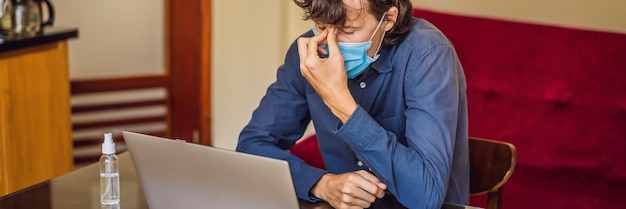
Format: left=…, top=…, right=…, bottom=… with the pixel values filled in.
left=102, top=132, right=116, bottom=154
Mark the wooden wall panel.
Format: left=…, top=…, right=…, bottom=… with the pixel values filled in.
left=166, top=0, right=212, bottom=145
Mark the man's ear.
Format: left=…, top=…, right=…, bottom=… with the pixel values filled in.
left=383, top=7, right=399, bottom=32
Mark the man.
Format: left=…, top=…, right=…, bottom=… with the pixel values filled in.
left=237, top=0, right=469, bottom=208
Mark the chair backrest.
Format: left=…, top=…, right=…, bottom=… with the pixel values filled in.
left=468, top=136, right=517, bottom=209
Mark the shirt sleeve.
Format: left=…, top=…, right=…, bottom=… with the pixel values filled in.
left=236, top=39, right=328, bottom=202
left=336, top=44, right=464, bottom=209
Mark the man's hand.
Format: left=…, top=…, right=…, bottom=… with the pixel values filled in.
left=296, top=27, right=357, bottom=123
left=311, top=170, right=388, bottom=209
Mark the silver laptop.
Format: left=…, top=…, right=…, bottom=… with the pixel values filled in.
left=122, top=131, right=299, bottom=209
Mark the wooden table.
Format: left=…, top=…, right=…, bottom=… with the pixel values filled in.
left=0, top=152, right=480, bottom=209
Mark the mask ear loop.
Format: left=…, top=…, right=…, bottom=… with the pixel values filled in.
left=369, top=11, right=387, bottom=57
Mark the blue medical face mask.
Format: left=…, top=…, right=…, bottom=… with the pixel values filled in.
left=312, top=14, right=386, bottom=79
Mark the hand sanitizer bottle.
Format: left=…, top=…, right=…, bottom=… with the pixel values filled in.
left=100, top=132, right=120, bottom=205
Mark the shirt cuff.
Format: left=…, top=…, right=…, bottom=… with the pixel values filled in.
left=294, top=163, right=328, bottom=202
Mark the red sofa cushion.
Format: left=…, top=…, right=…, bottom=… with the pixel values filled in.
left=289, top=134, right=326, bottom=170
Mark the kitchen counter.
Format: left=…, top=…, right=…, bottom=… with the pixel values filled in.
left=0, top=27, right=78, bottom=53
left=0, top=26, right=78, bottom=196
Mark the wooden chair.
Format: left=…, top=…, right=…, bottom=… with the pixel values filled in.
left=468, top=136, right=517, bottom=209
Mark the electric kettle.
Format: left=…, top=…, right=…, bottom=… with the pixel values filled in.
left=1, top=0, right=54, bottom=37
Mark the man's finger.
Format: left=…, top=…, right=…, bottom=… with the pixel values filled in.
left=307, top=28, right=329, bottom=60
left=355, top=170, right=387, bottom=198
left=297, top=37, right=310, bottom=67
left=325, top=27, right=342, bottom=62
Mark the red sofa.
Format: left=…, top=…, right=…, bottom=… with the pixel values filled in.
left=416, top=8, right=626, bottom=209
left=292, top=8, right=626, bottom=209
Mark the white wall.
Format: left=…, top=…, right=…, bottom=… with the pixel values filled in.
left=212, top=1, right=288, bottom=150
left=211, top=1, right=318, bottom=150
left=54, top=0, right=164, bottom=78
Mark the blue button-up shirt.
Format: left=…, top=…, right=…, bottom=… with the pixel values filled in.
left=237, top=18, right=469, bottom=209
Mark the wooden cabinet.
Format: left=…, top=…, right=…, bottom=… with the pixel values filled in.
left=0, top=41, right=74, bottom=196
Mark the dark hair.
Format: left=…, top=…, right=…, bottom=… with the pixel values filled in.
left=294, top=0, right=413, bottom=47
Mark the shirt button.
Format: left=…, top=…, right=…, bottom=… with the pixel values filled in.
left=357, top=161, right=364, bottom=167
left=359, top=82, right=366, bottom=89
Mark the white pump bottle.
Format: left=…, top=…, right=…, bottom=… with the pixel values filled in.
left=100, top=132, right=120, bottom=205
